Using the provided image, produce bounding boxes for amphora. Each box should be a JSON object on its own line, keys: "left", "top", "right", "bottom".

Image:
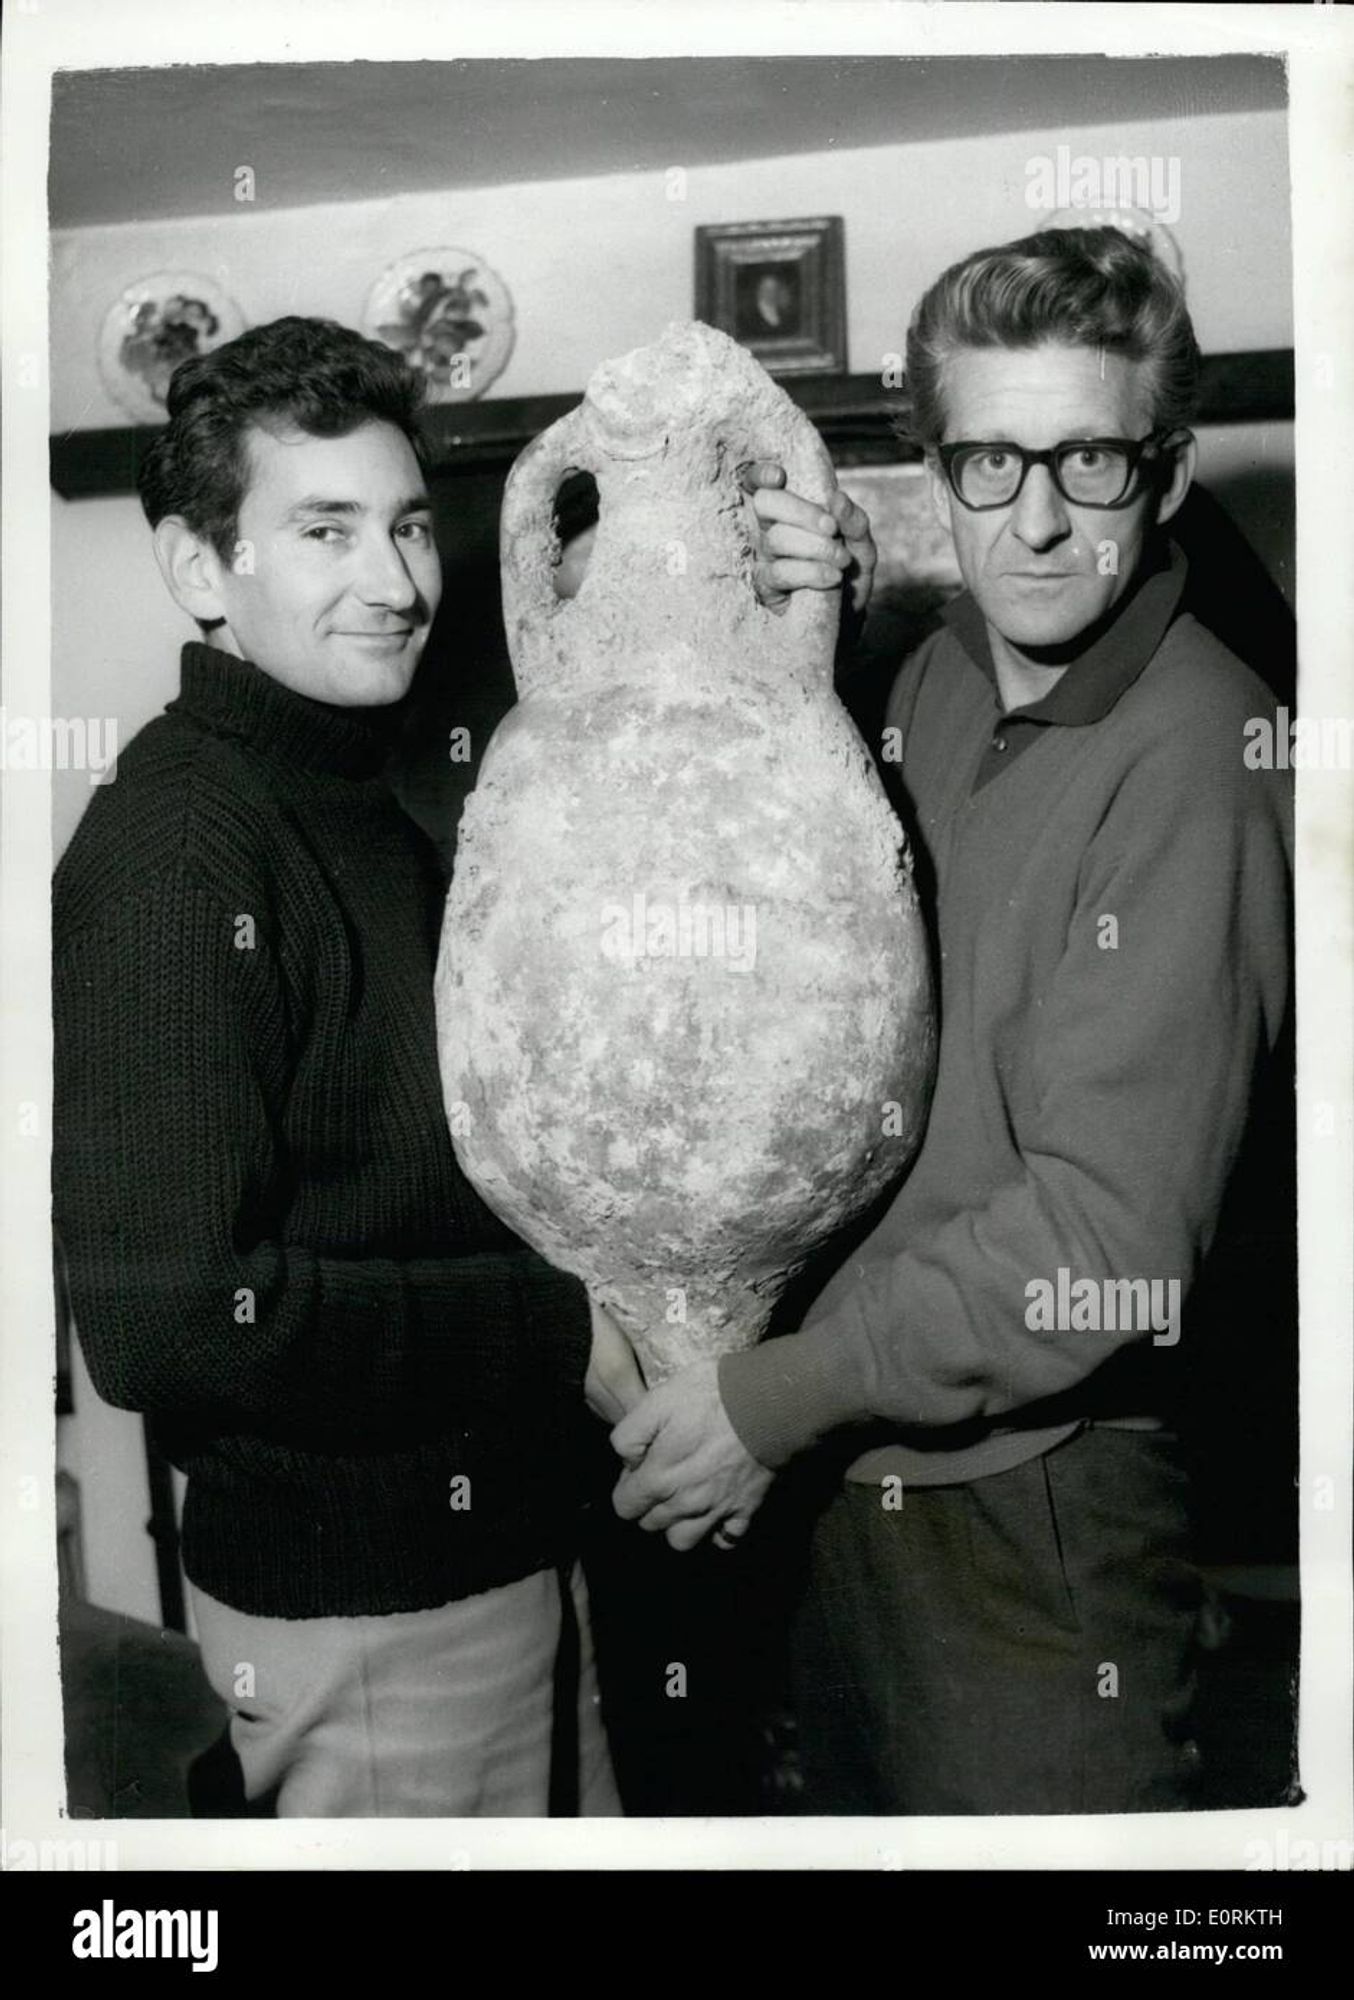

{"left": 436, "top": 321, "right": 934, "bottom": 1381}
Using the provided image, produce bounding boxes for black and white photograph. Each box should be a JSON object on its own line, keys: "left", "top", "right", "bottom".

{"left": 3, "top": 0, "right": 1352, "bottom": 1957}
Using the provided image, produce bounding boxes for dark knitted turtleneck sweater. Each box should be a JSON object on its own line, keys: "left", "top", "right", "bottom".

{"left": 53, "top": 642, "right": 593, "bottom": 1618}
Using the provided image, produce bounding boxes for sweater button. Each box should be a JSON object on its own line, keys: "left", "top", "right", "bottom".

{"left": 992, "top": 733, "right": 1008, "bottom": 752}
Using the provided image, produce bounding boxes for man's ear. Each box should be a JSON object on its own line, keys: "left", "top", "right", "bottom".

{"left": 1153, "top": 431, "right": 1197, "bottom": 531}
{"left": 151, "top": 516, "right": 231, "bottom": 627}
{"left": 924, "top": 450, "right": 954, "bottom": 535}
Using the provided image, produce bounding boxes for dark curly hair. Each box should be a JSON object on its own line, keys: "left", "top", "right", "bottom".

{"left": 137, "top": 316, "right": 428, "bottom": 561}
{"left": 903, "top": 226, "right": 1200, "bottom": 448}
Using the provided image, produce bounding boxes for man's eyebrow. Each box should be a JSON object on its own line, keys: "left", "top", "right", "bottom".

{"left": 283, "top": 493, "right": 435, "bottom": 521}
{"left": 949, "top": 434, "right": 1115, "bottom": 447}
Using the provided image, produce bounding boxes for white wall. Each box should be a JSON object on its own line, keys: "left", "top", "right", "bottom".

{"left": 57, "top": 1340, "right": 160, "bottom": 1625}
{"left": 51, "top": 492, "right": 188, "bottom": 861}
{"left": 51, "top": 108, "right": 1291, "bottom": 431}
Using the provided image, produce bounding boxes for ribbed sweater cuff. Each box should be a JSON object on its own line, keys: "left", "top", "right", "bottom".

{"left": 520, "top": 1262, "right": 592, "bottom": 1407}
{"left": 717, "top": 1325, "right": 866, "bottom": 1470}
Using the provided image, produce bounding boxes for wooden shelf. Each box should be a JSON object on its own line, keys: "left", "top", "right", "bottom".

{"left": 50, "top": 350, "right": 1293, "bottom": 499}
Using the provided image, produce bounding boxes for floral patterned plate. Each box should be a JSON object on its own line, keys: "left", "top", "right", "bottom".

{"left": 363, "top": 248, "right": 515, "bottom": 402}
{"left": 97, "top": 271, "right": 246, "bottom": 424}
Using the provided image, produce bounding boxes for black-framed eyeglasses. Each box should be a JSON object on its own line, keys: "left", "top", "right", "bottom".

{"left": 935, "top": 429, "right": 1191, "bottom": 512}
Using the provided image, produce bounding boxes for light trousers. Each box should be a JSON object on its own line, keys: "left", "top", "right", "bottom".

{"left": 190, "top": 1561, "right": 621, "bottom": 1817}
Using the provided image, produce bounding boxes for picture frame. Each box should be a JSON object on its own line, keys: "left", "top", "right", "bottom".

{"left": 694, "top": 215, "right": 846, "bottom": 376}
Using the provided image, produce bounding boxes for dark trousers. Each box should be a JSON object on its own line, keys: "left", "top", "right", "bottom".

{"left": 790, "top": 1425, "right": 1203, "bottom": 1814}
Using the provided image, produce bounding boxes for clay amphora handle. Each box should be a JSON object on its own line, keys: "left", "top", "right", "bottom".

{"left": 501, "top": 391, "right": 844, "bottom": 682}
{"left": 499, "top": 405, "right": 594, "bottom": 664}
{"left": 718, "top": 397, "right": 843, "bottom": 665}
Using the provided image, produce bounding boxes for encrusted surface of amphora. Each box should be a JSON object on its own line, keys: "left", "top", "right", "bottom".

{"left": 435, "top": 320, "right": 935, "bottom": 1382}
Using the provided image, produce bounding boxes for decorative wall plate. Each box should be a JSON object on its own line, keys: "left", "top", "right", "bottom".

{"left": 97, "top": 272, "right": 246, "bottom": 424}
{"left": 363, "top": 248, "right": 515, "bottom": 402}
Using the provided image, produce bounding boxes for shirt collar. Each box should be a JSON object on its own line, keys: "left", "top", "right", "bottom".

{"left": 942, "top": 536, "right": 1188, "bottom": 725}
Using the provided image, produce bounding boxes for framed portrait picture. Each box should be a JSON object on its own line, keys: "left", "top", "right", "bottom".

{"left": 694, "top": 216, "right": 846, "bottom": 376}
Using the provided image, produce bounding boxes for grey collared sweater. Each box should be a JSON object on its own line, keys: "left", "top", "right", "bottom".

{"left": 53, "top": 643, "right": 593, "bottom": 1618}
{"left": 718, "top": 547, "right": 1294, "bottom": 1485}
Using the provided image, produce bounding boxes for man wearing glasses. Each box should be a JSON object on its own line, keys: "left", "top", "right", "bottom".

{"left": 611, "top": 227, "right": 1293, "bottom": 1813}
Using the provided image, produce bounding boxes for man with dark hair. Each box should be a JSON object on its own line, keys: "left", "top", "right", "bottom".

{"left": 55, "top": 315, "right": 639, "bottom": 1816}
{"left": 134, "top": 316, "right": 432, "bottom": 579}
{"left": 53, "top": 314, "right": 869, "bottom": 1817}
{"left": 611, "top": 229, "right": 1293, "bottom": 1814}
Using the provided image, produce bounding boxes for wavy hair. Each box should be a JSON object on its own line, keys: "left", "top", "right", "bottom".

{"left": 903, "top": 226, "right": 1200, "bottom": 447}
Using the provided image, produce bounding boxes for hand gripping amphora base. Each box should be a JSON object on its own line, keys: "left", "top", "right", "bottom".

{"left": 435, "top": 320, "right": 935, "bottom": 1382}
